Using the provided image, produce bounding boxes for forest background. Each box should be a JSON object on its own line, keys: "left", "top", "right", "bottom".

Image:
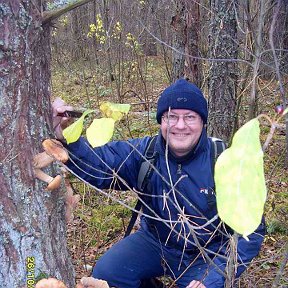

{"left": 0, "top": 0, "right": 287, "bottom": 287}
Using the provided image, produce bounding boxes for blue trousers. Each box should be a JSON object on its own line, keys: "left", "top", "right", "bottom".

{"left": 92, "top": 228, "right": 217, "bottom": 288}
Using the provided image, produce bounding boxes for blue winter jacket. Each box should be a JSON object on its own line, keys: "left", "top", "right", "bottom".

{"left": 65, "top": 128, "right": 265, "bottom": 286}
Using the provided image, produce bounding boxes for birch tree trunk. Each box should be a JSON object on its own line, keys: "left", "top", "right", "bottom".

{"left": 0, "top": 1, "right": 74, "bottom": 287}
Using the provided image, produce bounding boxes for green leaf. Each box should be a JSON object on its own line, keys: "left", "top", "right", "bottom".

{"left": 63, "top": 109, "right": 94, "bottom": 144}
{"left": 283, "top": 107, "right": 288, "bottom": 116}
{"left": 100, "top": 102, "right": 130, "bottom": 121}
{"left": 215, "top": 118, "right": 267, "bottom": 238}
{"left": 86, "top": 118, "right": 115, "bottom": 147}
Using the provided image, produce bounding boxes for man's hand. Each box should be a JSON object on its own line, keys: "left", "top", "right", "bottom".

{"left": 52, "top": 97, "right": 74, "bottom": 140}
{"left": 186, "top": 280, "right": 206, "bottom": 288}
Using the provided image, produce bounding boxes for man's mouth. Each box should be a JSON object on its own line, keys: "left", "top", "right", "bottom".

{"left": 171, "top": 132, "right": 190, "bottom": 137}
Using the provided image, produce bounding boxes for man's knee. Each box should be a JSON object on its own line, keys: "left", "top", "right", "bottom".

{"left": 92, "top": 257, "right": 111, "bottom": 282}
{"left": 92, "top": 256, "right": 141, "bottom": 288}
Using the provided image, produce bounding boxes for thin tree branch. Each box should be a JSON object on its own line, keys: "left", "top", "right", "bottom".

{"left": 42, "top": 0, "right": 93, "bottom": 25}
{"left": 272, "top": 243, "right": 288, "bottom": 288}
{"left": 138, "top": 19, "right": 254, "bottom": 68}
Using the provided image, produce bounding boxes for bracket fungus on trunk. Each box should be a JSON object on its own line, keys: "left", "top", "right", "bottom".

{"left": 33, "top": 139, "right": 69, "bottom": 191}
{"left": 33, "top": 169, "right": 62, "bottom": 191}
{"left": 42, "top": 139, "right": 69, "bottom": 163}
{"left": 35, "top": 278, "right": 67, "bottom": 288}
{"left": 35, "top": 276, "right": 109, "bottom": 288}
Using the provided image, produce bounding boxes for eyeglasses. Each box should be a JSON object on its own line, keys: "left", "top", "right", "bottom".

{"left": 162, "top": 113, "right": 201, "bottom": 125}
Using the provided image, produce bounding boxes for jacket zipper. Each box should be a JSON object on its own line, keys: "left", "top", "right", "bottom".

{"left": 177, "top": 164, "right": 182, "bottom": 175}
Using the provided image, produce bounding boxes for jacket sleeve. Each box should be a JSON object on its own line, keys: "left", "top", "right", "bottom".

{"left": 64, "top": 136, "right": 150, "bottom": 190}
{"left": 202, "top": 220, "right": 265, "bottom": 287}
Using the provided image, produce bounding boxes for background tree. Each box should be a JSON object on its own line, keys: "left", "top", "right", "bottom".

{"left": 139, "top": 0, "right": 158, "bottom": 57}
{"left": 207, "top": 0, "right": 238, "bottom": 142}
{"left": 170, "top": 0, "right": 202, "bottom": 85}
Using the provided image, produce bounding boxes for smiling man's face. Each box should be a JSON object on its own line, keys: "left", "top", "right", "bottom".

{"left": 160, "top": 109, "right": 203, "bottom": 157}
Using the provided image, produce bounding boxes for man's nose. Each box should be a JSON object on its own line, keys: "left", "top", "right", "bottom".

{"left": 174, "top": 116, "right": 186, "bottom": 128}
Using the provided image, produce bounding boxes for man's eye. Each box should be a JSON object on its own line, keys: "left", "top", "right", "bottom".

{"left": 185, "top": 115, "right": 196, "bottom": 121}
{"left": 169, "top": 115, "right": 178, "bottom": 120}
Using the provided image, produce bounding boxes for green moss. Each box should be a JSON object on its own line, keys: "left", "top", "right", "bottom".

{"left": 35, "top": 271, "right": 49, "bottom": 282}
{"left": 267, "top": 218, "right": 288, "bottom": 235}
{"left": 76, "top": 196, "right": 133, "bottom": 245}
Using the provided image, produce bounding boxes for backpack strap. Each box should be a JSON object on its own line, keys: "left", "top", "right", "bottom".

{"left": 207, "top": 137, "right": 226, "bottom": 209}
{"left": 124, "top": 135, "right": 158, "bottom": 237}
{"left": 137, "top": 135, "right": 158, "bottom": 191}
{"left": 209, "top": 137, "right": 226, "bottom": 177}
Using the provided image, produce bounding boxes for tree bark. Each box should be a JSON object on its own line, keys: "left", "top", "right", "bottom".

{"left": 139, "top": 0, "right": 158, "bottom": 57}
{"left": 171, "top": 0, "right": 202, "bottom": 86}
{"left": 0, "top": 1, "right": 74, "bottom": 287}
{"left": 208, "top": 0, "right": 238, "bottom": 142}
{"left": 171, "top": 1, "right": 186, "bottom": 82}
{"left": 183, "top": 0, "right": 202, "bottom": 86}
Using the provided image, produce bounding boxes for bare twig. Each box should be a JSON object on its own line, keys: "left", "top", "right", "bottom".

{"left": 257, "top": 113, "right": 287, "bottom": 152}
{"left": 272, "top": 243, "right": 288, "bottom": 288}
{"left": 225, "top": 233, "right": 238, "bottom": 288}
{"left": 138, "top": 19, "right": 254, "bottom": 68}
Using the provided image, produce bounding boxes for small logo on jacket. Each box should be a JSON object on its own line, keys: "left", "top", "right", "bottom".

{"left": 200, "top": 188, "right": 208, "bottom": 195}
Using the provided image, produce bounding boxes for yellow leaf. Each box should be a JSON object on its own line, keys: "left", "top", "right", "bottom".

{"left": 86, "top": 118, "right": 115, "bottom": 148}
{"left": 110, "top": 111, "right": 123, "bottom": 121}
{"left": 63, "top": 109, "right": 94, "bottom": 144}
{"left": 215, "top": 118, "right": 267, "bottom": 237}
{"left": 100, "top": 102, "right": 130, "bottom": 121}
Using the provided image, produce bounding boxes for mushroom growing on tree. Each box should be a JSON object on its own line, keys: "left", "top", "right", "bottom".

{"left": 33, "top": 139, "right": 81, "bottom": 222}
{"left": 42, "top": 139, "right": 69, "bottom": 163}
{"left": 35, "top": 277, "right": 109, "bottom": 288}
{"left": 33, "top": 139, "right": 69, "bottom": 191}
{"left": 33, "top": 151, "right": 55, "bottom": 168}
{"left": 33, "top": 169, "right": 62, "bottom": 191}
{"left": 76, "top": 277, "right": 110, "bottom": 288}
{"left": 35, "top": 278, "right": 67, "bottom": 288}
{"left": 63, "top": 175, "right": 81, "bottom": 223}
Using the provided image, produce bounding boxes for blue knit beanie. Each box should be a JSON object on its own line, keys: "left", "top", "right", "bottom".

{"left": 156, "top": 79, "right": 208, "bottom": 124}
